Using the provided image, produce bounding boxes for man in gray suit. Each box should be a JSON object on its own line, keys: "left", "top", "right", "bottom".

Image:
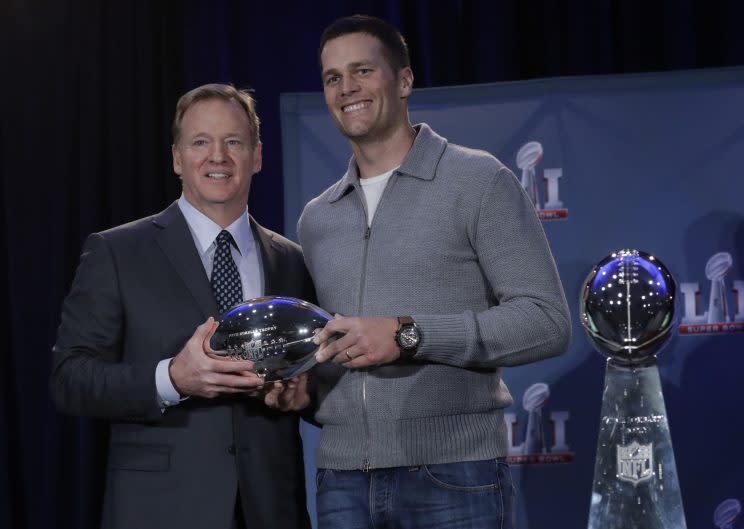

{"left": 51, "top": 84, "right": 313, "bottom": 529}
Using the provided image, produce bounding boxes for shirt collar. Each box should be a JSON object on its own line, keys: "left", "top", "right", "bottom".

{"left": 326, "top": 123, "right": 447, "bottom": 203}
{"left": 177, "top": 194, "right": 254, "bottom": 256}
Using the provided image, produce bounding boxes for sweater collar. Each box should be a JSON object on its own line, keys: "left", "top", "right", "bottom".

{"left": 327, "top": 123, "right": 447, "bottom": 203}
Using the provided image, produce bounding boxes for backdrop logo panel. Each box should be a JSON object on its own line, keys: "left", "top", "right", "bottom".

{"left": 504, "top": 383, "right": 575, "bottom": 465}
{"left": 516, "top": 141, "right": 567, "bottom": 220}
{"left": 679, "top": 251, "right": 744, "bottom": 335}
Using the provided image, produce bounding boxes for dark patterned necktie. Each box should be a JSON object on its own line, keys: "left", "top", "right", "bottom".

{"left": 211, "top": 230, "right": 243, "bottom": 314}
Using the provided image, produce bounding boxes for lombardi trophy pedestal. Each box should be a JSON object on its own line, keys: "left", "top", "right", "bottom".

{"left": 580, "top": 250, "right": 687, "bottom": 529}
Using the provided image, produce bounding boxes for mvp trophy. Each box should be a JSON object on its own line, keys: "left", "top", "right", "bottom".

{"left": 580, "top": 249, "right": 687, "bottom": 529}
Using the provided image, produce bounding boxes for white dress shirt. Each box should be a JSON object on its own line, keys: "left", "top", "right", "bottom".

{"left": 155, "top": 195, "right": 264, "bottom": 407}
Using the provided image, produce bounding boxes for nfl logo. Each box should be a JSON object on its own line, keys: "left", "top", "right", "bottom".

{"left": 616, "top": 441, "right": 654, "bottom": 485}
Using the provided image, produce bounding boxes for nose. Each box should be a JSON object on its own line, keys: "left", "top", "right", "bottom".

{"left": 209, "top": 142, "right": 226, "bottom": 163}
{"left": 340, "top": 75, "right": 359, "bottom": 96}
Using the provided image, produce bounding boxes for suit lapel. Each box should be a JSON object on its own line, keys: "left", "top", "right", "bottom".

{"left": 153, "top": 202, "right": 218, "bottom": 319}
{"left": 250, "top": 216, "right": 280, "bottom": 296}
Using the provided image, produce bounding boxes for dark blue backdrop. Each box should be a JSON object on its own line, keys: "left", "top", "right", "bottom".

{"left": 280, "top": 66, "right": 744, "bottom": 529}
{"left": 3, "top": 1, "right": 744, "bottom": 528}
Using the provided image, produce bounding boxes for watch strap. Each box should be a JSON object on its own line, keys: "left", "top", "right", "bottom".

{"left": 397, "top": 315, "right": 414, "bottom": 326}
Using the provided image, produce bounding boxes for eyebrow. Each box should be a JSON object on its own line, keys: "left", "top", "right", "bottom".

{"left": 322, "top": 61, "right": 373, "bottom": 77}
{"left": 189, "top": 131, "right": 245, "bottom": 138}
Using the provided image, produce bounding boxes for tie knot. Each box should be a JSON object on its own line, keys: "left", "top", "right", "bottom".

{"left": 216, "top": 230, "right": 235, "bottom": 248}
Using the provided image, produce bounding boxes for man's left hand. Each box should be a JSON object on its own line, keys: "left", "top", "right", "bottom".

{"left": 263, "top": 374, "right": 310, "bottom": 411}
{"left": 313, "top": 315, "right": 400, "bottom": 368}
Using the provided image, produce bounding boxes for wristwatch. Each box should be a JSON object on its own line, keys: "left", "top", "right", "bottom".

{"left": 395, "top": 316, "right": 421, "bottom": 359}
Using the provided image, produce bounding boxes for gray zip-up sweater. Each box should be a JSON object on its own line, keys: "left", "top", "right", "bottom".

{"left": 298, "top": 123, "right": 571, "bottom": 470}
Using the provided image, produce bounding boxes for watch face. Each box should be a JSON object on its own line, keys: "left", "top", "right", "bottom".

{"left": 398, "top": 325, "right": 420, "bottom": 349}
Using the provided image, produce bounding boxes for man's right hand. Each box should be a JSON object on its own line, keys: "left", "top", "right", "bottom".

{"left": 168, "top": 317, "right": 266, "bottom": 399}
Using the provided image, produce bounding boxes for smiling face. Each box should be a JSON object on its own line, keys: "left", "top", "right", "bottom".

{"left": 320, "top": 32, "right": 413, "bottom": 146}
{"left": 172, "top": 97, "right": 262, "bottom": 226}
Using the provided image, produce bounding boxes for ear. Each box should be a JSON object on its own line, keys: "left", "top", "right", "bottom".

{"left": 399, "top": 67, "right": 414, "bottom": 98}
{"left": 172, "top": 144, "right": 183, "bottom": 175}
{"left": 252, "top": 141, "right": 263, "bottom": 174}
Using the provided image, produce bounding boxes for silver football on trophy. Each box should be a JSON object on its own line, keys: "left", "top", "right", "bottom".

{"left": 579, "top": 249, "right": 676, "bottom": 365}
{"left": 209, "top": 296, "right": 332, "bottom": 381}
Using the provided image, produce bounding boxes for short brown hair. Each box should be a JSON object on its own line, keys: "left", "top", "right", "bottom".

{"left": 172, "top": 83, "right": 261, "bottom": 146}
{"left": 319, "top": 15, "right": 410, "bottom": 72}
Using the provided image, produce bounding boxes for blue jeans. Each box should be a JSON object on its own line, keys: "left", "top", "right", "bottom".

{"left": 316, "top": 458, "right": 515, "bottom": 529}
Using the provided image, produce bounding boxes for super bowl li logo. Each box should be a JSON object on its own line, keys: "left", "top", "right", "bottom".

{"left": 679, "top": 252, "right": 744, "bottom": 335}
{"left": 504, "top": 382, "right": 575, "bottom": 465}
{"left": 516, "top": 141, "right": 567, "bottom": 220}
{"left": 713, "top": 498, "right": 741, "bottom": 529}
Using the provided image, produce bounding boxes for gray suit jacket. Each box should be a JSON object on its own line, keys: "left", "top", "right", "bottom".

{"left": 52, "top": 202, "right": 314, "bottom": 529}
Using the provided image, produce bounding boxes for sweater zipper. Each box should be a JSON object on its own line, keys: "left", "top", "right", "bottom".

{"left": 359, "top": 220, "right": 371, "bottom": 472}
{"left": 356, "top": 172, "right": 397, "bottom": 472}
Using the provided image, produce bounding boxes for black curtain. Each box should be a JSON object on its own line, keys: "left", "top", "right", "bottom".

{"left": 2, "top": 1, "right": 183, "bottom": 527}
{"left": 2, "top": 1, "right": 742, "bottom": 528}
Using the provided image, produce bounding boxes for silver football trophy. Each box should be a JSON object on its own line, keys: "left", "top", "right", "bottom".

{"left": 580, "top": 249, "right": 687, "bottom": 529}
{"left": 209, "top": 296, "right": 332, "bottom": 381}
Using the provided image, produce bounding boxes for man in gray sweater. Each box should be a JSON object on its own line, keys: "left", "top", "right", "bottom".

{"left": 296, "top": 14, "right": 571, "bottom": 529}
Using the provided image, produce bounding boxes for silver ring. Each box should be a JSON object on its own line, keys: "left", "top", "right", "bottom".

{"left": 345, "top": 350, "right": 352, "bottom": 360}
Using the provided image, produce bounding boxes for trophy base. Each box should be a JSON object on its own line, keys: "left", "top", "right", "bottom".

{"left": 587, "top": 358, "right": 687, "bottom": 529}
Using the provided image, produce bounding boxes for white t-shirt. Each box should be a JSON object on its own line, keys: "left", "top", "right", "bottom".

{"left": 359, "top": 167, "right": 397, "bottom": 226}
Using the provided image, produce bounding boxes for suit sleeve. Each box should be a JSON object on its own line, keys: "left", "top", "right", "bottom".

{"left": 300, "top": 257, "right": 317, "bottom": 306}
{"left": 50, "top": 233, "right": 163, "bottom": 422}
{"left": 280, "top": 240, "right": 320, "bottom": 424}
